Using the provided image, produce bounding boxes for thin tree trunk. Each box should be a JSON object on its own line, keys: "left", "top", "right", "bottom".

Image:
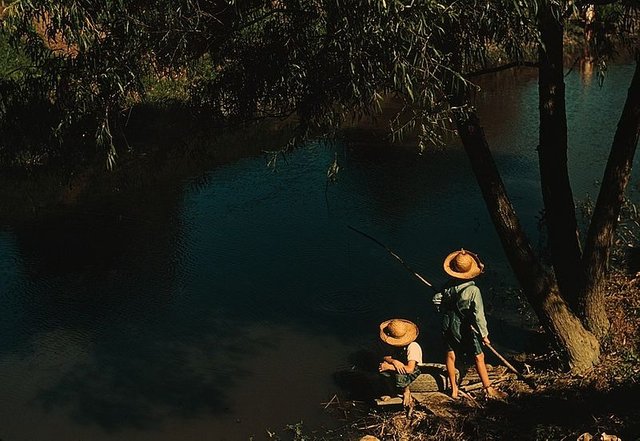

{"left": 537, "top": 4, "right": 584, "bottom": 310}
{"left": 456, "top": 111, "right": 600, "bottom": 372}
{"left": 581, "top": 61, "right": 640, "bottom": 338}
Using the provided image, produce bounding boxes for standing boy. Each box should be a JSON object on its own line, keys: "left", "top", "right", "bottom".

{"left": 433, "top": 249, "right": 506, "bottom": 400}
{"left": 378, "top": 318, "right": 423, "bottom": 406}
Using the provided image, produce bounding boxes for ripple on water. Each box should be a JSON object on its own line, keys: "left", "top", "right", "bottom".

{"left": 312, "top": 287, "right": 384, "bottom": 317}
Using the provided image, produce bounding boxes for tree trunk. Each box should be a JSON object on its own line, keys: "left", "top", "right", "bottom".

{"left": 456, "top": 111, "right": 600, "bottom": 372}
{"left": 537, "top": 4, "right": 584, "bottom": 310}
{"left": 581, "top": 61, "right": 640, "bottom": 338}
{"left": 541, "top": 284, "right": 601, "bottom": 372}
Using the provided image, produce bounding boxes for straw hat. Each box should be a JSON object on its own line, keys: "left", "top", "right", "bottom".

{"left": 379, "top": 319, "right": 419, "bottom": 347}
{"left": 443, "top": 249, "right": 484, "bottom": 279}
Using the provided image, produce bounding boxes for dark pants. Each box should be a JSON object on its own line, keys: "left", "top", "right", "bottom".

{"left": 444, "top": 330, "right": 483, "bottom": 360}
{"left": 381, "top": 366, "right": 422, "bottom": 389}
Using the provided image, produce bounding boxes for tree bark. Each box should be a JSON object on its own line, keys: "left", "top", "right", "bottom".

{"left": 581, "top": 61, "right": 640, "bottom": 338}
{"left": 456, "top": 111, "right": 600, "bottom": 372}
{"left": 537, "top": 4, "right": 584, "bottom": 310}
{"left": 540, "top": 284, "right": 601, "bottom": 372}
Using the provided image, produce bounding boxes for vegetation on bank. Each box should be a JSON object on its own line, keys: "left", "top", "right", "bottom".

{"left": 0, "top": 1, "right": 633, "bottom": 170}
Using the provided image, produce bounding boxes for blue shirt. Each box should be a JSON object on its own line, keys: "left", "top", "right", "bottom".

{"left": 432, "top": 280, "right": 489, "bottom": 338}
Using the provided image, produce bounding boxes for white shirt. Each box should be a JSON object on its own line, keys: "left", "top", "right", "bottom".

{"left": 406, "top": 341, "right": 423, "bottom": 365}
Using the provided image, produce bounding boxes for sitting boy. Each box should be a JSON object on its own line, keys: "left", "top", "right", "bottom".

{"left": 378, "top": 318, "right": 423, "bottom": 406}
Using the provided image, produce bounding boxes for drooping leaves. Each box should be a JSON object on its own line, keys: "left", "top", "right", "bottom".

{"left": 0, "top": 0, "right": 636, "bottom": 167}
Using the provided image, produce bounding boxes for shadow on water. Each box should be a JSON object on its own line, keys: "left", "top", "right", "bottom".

{"left": 34, "top": 342, "right": 236, "bottom": 432}
{"left": 0, "top": 132, "right": 305, "bottom": 434}
{"left": 332, "top": 347, "right": 393, "bottom": 402}
{"left": 0, "top": 149, "right": 394, "bottom": 434}
{"left": 2, "top": 208, "right": 244, "bottom": 431}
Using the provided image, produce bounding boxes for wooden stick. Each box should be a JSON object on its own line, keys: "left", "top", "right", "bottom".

{"left": 470, "top": 326, "right": 534, "bottom": 385}
{"left": 462, "top": 377, "right": 508, "bottom": 392}
{"left": 323, "top": 394, "right": 337, "bottom": 409}
{"left": 458, "top": 389, "right": 482, "bottom": 407}
{"left": 347, "top": 225, "right": 435, "bottom": 289}
{"left": 484, "top": 342, "right": 522, "bottom": 377}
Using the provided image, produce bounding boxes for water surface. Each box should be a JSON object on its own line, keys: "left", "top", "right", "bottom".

{"left": 0, "top": 61, "right": 637, "bottom": 440}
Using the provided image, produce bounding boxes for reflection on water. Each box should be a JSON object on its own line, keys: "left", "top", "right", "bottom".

{"left": 0, "top": 62, "right": 638, "bottom": 440}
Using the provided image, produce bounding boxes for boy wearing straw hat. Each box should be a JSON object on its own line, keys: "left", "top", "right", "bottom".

{"left": 378, "top": 318, "right": 423, "bottom": 406}
{"left": 433, "top": 249, "right": 506, "bottom": 400}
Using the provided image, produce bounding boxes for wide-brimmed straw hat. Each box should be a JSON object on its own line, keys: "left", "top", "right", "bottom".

{"left": 379, "top": 319, "right": 419, "bottom": 347}
{"left": 443, "top": 249, "right": 484, "bottom": 279}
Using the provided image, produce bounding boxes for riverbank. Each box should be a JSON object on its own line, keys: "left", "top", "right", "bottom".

{"left": 313, "top": 268, "right": 640, "bottom": 441}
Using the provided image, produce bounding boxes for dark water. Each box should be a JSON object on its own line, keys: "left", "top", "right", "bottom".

{"left": 0, "top": 62, "right": 637, "bottom": 440}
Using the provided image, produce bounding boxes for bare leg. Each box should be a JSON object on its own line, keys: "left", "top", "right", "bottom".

{"left": 475, "top": 352, "right": 502, "bottom": 398}
{"left": 402, "top": 386, "right": 412, "bottom": 406}
{"left": 445, "top": 350, "right": 458, "bottom": 399}
{"left": 475, "top": 353, "right": 492, "bottom": 388}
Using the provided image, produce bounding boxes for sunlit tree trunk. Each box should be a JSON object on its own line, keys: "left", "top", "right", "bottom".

{"left": 584, "top": 5, "right": 596, "bottom": 60}
{"left": 581, "top": 62, "right": 640, "bottom": 338}
{"left": 456, "top": 111, "right": 600, "bottom": 372}
{"left": 537, "top": 4, "right": 584, "bottom": 312}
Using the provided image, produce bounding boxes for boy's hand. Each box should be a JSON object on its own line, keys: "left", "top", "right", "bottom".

{"left": 392, "top": 360, "right": 407, "bottom": 374}
{"left": 482, "top": 336, "right": 491, "bottom": 346}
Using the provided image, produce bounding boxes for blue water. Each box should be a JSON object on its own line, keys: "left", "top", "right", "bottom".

{"left": 0, "top": 61, "right": 637, "bottom": 440}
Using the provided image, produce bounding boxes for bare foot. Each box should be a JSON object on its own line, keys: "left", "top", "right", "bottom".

{"left": 402, "top": 388, "right": 413, "bottom": 407}
{"left": 485, "top": 386, "right": 508, "bottom": 401}
{"left": 450, "top": 386, "right": 459, "bottom": 399}
{"left": 378, "top": 361, "right": 394, "bottom": 372}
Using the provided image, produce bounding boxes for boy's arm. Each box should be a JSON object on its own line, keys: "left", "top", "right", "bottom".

{"left": 380, "top": 356, "right": 408, "bottom": 374}
{"left": 432, "top": 292, "right": 443, "bottom": 311}
{"left": 471, "top": 287, "right": 490, "bottom": 339}
{"left": 382, "top": 359, "right": 416, "bottom": 374}
{"left": 433, "top": 281, "right": 453, "bottom": 312}
{"left": 404, "top": 359, "right": 417, "bottom": 374}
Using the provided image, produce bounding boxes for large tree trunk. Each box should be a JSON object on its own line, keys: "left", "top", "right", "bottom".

{"left": 456, "top": 111, "right": 600, "bottom": 372}
{"left": 581, "top": 62, "right": 640, "bottom": 338}
{"left": 537, "top": 4, "right": 584, "bottom": 311}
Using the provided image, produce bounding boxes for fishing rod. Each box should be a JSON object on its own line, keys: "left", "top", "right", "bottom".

{"left": 347, "top": 224, "right": 530, "bottom": 382}
{"left": 347, "top": 225, "right": 435, "bottom": 291}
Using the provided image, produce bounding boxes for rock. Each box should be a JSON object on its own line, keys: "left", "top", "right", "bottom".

{"left": 412, "top": 392, "right": 456, "bottom": 418}
{"left": 409, "top": 373, "right": 441, "bottom": 392}
{"left": 409, "top": 363, "right": 457, "bottom": 392}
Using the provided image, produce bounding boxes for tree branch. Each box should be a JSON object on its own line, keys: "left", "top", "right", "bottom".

{"left": 581, "top": 60, "right": 640, "bottom": 337}
{"left": 465, "top": 61, "right": 538, "bottom": 79}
